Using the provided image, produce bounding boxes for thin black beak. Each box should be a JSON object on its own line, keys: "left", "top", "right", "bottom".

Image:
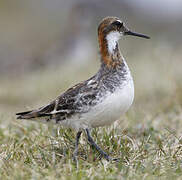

{"left": 125, "top": 31, "right": 150, "bottom": 39}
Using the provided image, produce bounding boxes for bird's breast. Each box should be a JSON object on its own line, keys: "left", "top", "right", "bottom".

{"left": 86, "top": 77, "right": 134, "bottom": 128}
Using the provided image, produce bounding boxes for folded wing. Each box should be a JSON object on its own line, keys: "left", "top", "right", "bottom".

{"left": 16, "top": 77, "right": 99, "bottom": 122}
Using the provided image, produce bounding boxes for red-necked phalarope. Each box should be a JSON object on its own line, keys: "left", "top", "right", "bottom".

{"left": 16, "top": 17, "right": 150, "bottom": 162}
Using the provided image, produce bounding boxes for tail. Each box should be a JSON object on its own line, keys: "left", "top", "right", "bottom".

{"left": 16, "top": 110, "right": 50, "bottom": 120}
{"left": 16, "top": 110, "right": 32, "bottom": 119}
{"left": 16, "top": 102, "right": 55, "bottom": 120}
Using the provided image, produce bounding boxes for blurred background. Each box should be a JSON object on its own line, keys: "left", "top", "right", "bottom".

{"left": 0, "top": 0, "right": 182, "bottom": 125}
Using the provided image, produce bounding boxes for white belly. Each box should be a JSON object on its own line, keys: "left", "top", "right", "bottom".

{"left": 89, "top": 78, "right": 134, "bottom": 127}
{"left": 61, "top": 78, "right": 134, "bottom": 130}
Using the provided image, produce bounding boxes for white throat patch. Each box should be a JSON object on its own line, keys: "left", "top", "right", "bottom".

{"left": 106, "top": 31, "right": 121, "bottom": 54}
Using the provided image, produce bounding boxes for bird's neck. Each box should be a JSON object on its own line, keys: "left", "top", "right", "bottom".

{"left": 98, "top": 32, "right": 123, "bottom": 68}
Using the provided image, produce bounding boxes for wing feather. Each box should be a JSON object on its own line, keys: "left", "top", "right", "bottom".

{"left": 16, "top": 77, "right": 99, "bottom": 121}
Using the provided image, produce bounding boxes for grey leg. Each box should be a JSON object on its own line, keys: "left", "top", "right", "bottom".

{"left": 85, "top": 129, "right": 111, "bottom": 161}
{"left": 73, "top": 131, "right": 82, "bottom": 163}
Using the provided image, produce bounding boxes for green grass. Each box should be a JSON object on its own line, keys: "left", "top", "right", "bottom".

{"left": 0, "top": 44, "right": 182, "bottom": 179}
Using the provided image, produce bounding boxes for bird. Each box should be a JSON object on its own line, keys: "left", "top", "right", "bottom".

{"left": 16, "top": 17, "right": 150, "bottom": 162}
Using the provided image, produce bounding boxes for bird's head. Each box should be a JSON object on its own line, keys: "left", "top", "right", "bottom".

{"left": 98, "top": 17, "right": 150, "bottom": 67}
{"left": 98, "top": 17, "right": 150, "bottom": 43}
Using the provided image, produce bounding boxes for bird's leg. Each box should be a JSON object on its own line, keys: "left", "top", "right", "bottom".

{"left": 85, "top": 129, "right": 111, "bottom": 161}
{"left": 73, "top": 131, "right": 82, "bottom": 163}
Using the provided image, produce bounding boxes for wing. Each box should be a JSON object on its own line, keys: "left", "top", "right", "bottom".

{"left": 16, "top": 76, "right": 100, "bottom": 122}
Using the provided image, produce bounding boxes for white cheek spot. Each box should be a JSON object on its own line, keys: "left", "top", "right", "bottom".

{"left": 106, "top": 31, "right": 122, "bottom": 54}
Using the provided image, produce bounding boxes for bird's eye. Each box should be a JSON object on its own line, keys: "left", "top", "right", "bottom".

{"left": 112, "top": 21, "right": 123, "bottom": 28}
